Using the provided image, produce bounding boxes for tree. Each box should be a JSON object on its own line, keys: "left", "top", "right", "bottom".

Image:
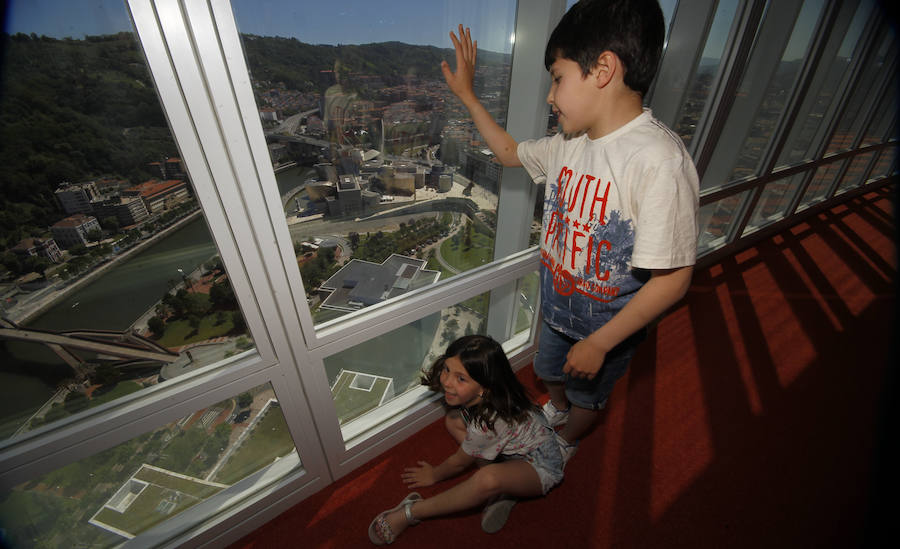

{"left": 237, "top": 392, "right": 253, "bottom": 409}
{"left": 101, "top": 216, "right": 119, "bottom": 233}
{"left": 86, "top": 229, "right": 102, "bottom": 242}
{"left": 147, "top": 315, "right": 165, "bottom": 336}
{"left": 231, "top": 311, "right": 246, "bottom": 333}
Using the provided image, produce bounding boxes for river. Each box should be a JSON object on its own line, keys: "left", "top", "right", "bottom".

{"left": 0, "top": 167, "right": 317, "bottom": 439}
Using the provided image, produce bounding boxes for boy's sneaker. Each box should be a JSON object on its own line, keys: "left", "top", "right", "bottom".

{"left": 481, "top": 495, "right": 517, "bottom": 533}
{"left": 555, "top": 432, "right": 578, "bottom": 467}
{"left": 541, "top": 400, "right": 570, "bottom": 427}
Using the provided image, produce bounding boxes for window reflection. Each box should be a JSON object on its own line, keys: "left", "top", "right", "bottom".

{"left": 0, "top": 2, "right": 253, "bottom": 442}
{"left": 232, "top": 0, "right": 517, "bottom": 326}
{"left": 743, "top": 173, "right": 806, "bottom": 235}
{"left": 698, "top": 192, "right": 747, "bottom": 255}
{"left": 835, "top": 151, "right": 876, "bottom": 194}
{"left": 798, "top": 159, "right": 846, "bottom": 209}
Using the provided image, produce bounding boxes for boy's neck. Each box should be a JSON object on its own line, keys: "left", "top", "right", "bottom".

{"left": 586, "top": 90, "right": 644, "bottom": 140}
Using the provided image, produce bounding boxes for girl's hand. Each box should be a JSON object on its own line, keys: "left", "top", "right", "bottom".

{"left": 401, "top": 461, "right": 438, "bottom": 488}
{"left": 441, "top": 24, "right": 477, "bottom": 103}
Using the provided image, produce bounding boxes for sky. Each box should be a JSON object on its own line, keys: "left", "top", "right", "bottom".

{"left": 3, "top": 0, "right": 518, "bottom": 53}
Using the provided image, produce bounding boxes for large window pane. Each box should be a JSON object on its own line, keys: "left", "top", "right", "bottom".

{"left": 797, "top": 159, "right": 846, "bottom": 210}
{"left": 776, "top": 0, "right": 874, "bottom": 167}
{"left": 0, "top": 382, "right": 298, "bottom": 547}
{"left": 231, "top": 0, "right": 518, "bottom": 326}
{"left": 742, "top": 173, "right": 806, "bottom": 235}
{"left": 726, "top": 0, "right": 826, "bottom": 181}
{"left": 825, "top": 29, "right": 897, "bottom": 155}
{"left": 0, "top": 2, "right": 253, "bottom": 442}
{"left": 323, "top": 272, "right": 535, "bottom": 443}
{"left": 672, "top": 0, "right": 740, "bottom": 147}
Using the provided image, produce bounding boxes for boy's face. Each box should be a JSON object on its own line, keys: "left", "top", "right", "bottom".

{"left": 546, "top": 56, "right": 602, "bottom": 137}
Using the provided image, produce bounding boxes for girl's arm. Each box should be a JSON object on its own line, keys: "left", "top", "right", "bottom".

{"left": 402, "top": 446, "right": 476, "bottom": 488}
{"left": 441, "top": 25, "right": 521, "bottom": 168}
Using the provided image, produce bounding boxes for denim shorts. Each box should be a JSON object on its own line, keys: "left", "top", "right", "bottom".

{"left": 523, "top": 430, "right": 565, "bottom": 494}
{"left": 533, "top": 321, "right": 643, "bottom": 410}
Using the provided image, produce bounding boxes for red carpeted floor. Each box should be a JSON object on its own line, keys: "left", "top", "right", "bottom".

{"left": 229, "top": 186, "right": 897, "bottom": 548}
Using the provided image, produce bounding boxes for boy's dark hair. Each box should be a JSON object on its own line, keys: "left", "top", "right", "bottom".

{"left": 544, "top": 0, "right": 665, "bottom": 96}
{"left": 422, "top": 335, "right": 536, "bottom": 431}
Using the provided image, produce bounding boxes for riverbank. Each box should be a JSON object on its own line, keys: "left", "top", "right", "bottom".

{"left": 5, "top": 210, "right": 203, "bottom": 326}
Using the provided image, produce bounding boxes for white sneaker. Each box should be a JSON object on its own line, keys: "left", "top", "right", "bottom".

{"left": 555, "top": 432, "right": 578, "bottom": 467}
{"left": 541, "top": 400, "right": 570, "bottom": 427}
{"left": 481, "top": 496, "right": 517, "bottom": 533}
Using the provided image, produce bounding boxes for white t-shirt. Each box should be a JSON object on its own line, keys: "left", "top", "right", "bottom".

{"left": 461, "top": 409, "right": 552, "bottom": 460}
{"left": 517, "top": 109, "right": 699, "bottom": 340}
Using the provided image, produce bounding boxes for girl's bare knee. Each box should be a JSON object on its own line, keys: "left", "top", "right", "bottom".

{"left": 471, "top": 466, "right": 503, "bottom": 498}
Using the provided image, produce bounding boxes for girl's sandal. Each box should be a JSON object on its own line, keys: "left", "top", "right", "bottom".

{"left": 368, "top": 492, "right": 422, "bottom": 545}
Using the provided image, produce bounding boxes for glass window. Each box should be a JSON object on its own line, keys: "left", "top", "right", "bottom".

{"left": 697, "top": 191, "right": 748, "bottom": 256}
{"left": 861, "top": 78, "right": 898, "bottom": 147}
{"left": 726, "top": 0, "right": 826, "bottom": 181}
{"left": 672, "top": 0, "right": 740, "bottom": 147}
{"left": 868, "top": 146, "right": 897, "bottom": 181}
{"left": 825, "top": 28, "right": 897, "bottom": 155}
{"left": 322, "top": 273, "right": 535, "bottom": 445}
{"left": 0, "top": 382, "right": 298, "bottom": 547}
{"left": 742, "top": 173, "right": 807, "bottom": 235}
{"left": 0, "top": 2, "right": 253, "bottom": 442}
{"left": 797, "top": 159, "right": 846, "bottom": 210}
{"left": 835, "top": 151, "right": 876, "bottom": 194}
{"left": 776, "top": 0, "right": 874, "bottom": 167}
{"left": 230, "top": 0, "right": 519, "bottom": 327}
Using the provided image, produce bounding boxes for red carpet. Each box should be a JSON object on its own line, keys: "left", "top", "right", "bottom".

{"left": 230, "top": 186, "right": 896, "bottom": 548}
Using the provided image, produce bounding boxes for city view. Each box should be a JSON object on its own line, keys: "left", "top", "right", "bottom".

{"left": 0, "top": 1, "right": 526, "bottom": 545}
{"left": 1, "top": 0, "right": 888, "bottom": 546}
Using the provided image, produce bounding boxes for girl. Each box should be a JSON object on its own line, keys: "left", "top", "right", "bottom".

{"left": 368, "top": 335, "right": 564, "bottom": 545}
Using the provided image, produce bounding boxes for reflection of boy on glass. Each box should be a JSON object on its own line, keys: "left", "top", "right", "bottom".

{"left": 441, "top": 0, "right": 699, "bottom": 464}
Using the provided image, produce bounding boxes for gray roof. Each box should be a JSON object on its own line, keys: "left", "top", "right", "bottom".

{"left": 319, "top": 254, "right": 440, "bottom": 311}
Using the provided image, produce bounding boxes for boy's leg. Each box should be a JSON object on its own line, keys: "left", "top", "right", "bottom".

{"left": 557, "top": 405, "right": 598, "bottom": 443}
{"left": 544, "top": 380, "right": 569, "bottom": 411}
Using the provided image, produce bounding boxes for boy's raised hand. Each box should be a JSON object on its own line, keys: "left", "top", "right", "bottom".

{"left": 441, "top": 24, "right": 478, "bottom": 103}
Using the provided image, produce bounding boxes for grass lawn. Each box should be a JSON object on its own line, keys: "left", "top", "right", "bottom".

{"left": 214, "top": 408, "right": 295, "bottom": 485}
{"left": 439, "top": 232, "right": 494, "bottom": 272}
{"left": 156, "top": 315, "right": 234, "bottom": 348}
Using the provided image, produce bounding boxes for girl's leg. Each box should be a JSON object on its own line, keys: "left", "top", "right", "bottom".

{"left": 380, "top": 460, "right": 543, "bottom": 539}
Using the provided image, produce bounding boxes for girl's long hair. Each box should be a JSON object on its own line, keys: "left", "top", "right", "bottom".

{"left": 422, "top": 335, "right": 536, "bottom": 430}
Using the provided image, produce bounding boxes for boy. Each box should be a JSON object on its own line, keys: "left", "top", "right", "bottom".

{"left": 441, "top": 0, "right": 699, "bottom": 463}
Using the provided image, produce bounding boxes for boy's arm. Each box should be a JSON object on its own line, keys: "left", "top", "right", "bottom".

{"left": 441, "top": 25, "right": 521, "bottom": 167}
{"left": 563, "top": 266, "right": 693, "bottom": 379}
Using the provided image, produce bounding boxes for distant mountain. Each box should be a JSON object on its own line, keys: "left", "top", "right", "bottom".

{"left": 240, "top": 35, "right": 510, "bottom": 91}
{"left": 0, "top": 32, "right": 509, "bottom": 248}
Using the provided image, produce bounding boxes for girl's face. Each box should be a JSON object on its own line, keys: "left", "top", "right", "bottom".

{"left": 440, "top": 355, "right": 484, "bottom": 408}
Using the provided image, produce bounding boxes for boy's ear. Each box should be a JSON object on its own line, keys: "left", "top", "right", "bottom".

{"left": 591, "top": 51, "right": 618, "bottom": 89}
